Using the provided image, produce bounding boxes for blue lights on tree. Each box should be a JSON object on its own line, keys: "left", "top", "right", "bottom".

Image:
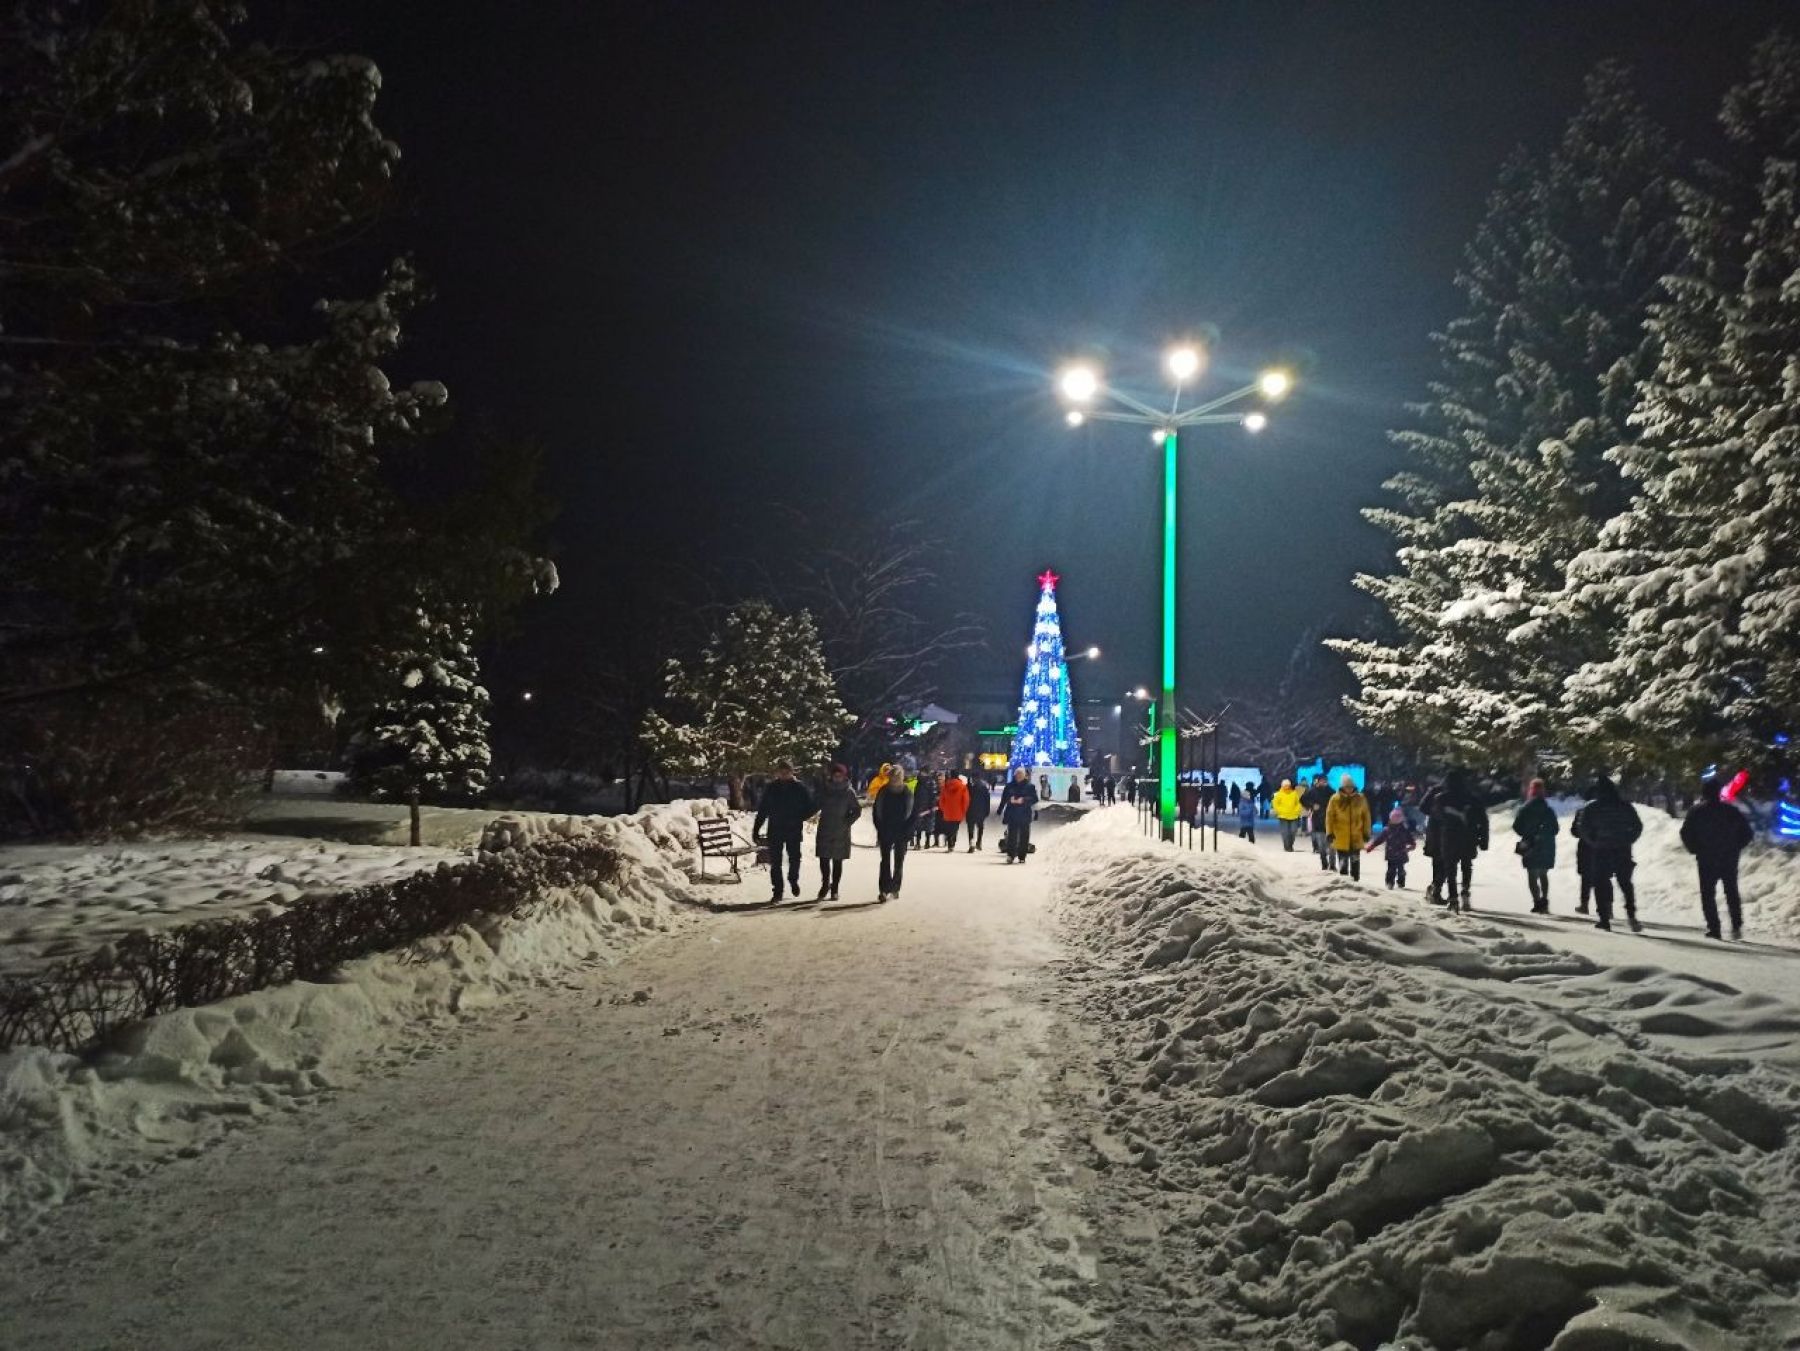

{"left": 1010, "top": 569, "right": 1084, "bottom": 770}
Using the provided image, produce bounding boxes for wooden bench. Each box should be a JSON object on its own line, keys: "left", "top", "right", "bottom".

{"left": 696, "top": 817, "right": 758, "bottom": 878}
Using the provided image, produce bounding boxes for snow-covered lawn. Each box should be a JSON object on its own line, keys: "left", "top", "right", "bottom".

{"left": 0, "top": 802, "right": 725, "bottom": 1244}
{"left": 0, "top": 838, "right": 462, "bottom": 972}
{"left": 1049, "top": 809, "right": 1800, "bottom": 1348}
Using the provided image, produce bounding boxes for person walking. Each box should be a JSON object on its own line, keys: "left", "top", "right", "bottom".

{"left": 1302, "top": 774, "right": 1333, "bottom": 870}
{"left": 1228, "top": 783, "right": 1242, "bottom": 815}
{"left": 1512, "top": 779, "right": 1559, "bottom": 914}
{"left": 1001, "top": 768, "right": 1040, "bottom": 863}
{"left": 1571, "top": 776, "right": 1643, "bottom": 932}
{"left": 1680, "top": 779, "right": 1755, "bottom": 939}
{"left": 751, "top": 760, "right": 817, "bottom": 903}
{"left": 938, "top": 771, "right": 970, "bottom": 851}
{"left": 1326, "top": 774, "right": 1372, "bottom": 880}
{"left": 872, "top": 772, "right": 914, "bottom": 902}
{"left": 911, "top": 771, "right": 940, "bottom": 850}
{"left": 1422, "top": 769, "right": 1488, "bottom": 910}
{"left": 964, "top": 770, "right": 991, "bottom": 850}
{"left": 1365, "top": 807, "right": 1417, "bottom": 888}
{"left": 812, "top": 763, "right": 862, "bottom": 900}
{"left": 1271, "top": 778, "right": 1304, "bottom": 851}
{"left": 1236, "top": 788, "right": 1258, "bottom": 842}
{"left": 1572, "top": 802, "right": 1594, "bottom": 916}
{"left": 1257, "top": 781, "right": 1271, "bottom": 820}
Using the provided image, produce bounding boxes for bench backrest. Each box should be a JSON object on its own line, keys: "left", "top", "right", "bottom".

{"left": 696, "top": 818, "right": 732, "bottom": 851}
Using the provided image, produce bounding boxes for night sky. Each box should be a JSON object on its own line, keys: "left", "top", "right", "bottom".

{"left": 307, "top": 0, "right": 1794, "bottom": 716}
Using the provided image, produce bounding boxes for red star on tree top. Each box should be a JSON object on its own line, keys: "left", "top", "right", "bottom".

{"left": 1037, "top": 568, "right": 1060, "bottom": 591}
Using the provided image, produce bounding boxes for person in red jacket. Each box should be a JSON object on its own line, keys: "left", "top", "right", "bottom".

{"left": 937, "top": 772, "right": 971, "bottom": 851}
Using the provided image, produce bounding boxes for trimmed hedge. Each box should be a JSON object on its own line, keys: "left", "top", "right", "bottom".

{"left": 0, "top": 836, "right": 621, "bottom": 1055}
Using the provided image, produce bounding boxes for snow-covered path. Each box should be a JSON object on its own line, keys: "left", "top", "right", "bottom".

{"left": 0, "top": 837, "right": 1109, "bottom": 1350}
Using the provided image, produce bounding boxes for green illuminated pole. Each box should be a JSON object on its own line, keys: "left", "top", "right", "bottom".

{"left": 1159, "top": 429, "right": 1178, "bottom": 841}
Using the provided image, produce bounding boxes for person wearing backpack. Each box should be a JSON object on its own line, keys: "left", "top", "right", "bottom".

{"left": 1680, "top": 779, "right": 1755, "bottom": 940}
{"left": 1571, "top": 776, "right": 1643, "bottom": 932}
{"left": 1512, "top": 779, "right": 1559, "bottom": 914}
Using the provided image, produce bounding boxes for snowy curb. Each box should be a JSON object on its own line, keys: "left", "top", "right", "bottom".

{"left": 1045, "top": 811, "right": 1800, "bottom": 1349}
{"left": 0, "top": 801, "right": 726, "bottom": 1246}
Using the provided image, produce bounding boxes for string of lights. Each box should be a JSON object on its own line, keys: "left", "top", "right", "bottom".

{"left": 1010, "top": 570, "right": 1084, "bottom": 770}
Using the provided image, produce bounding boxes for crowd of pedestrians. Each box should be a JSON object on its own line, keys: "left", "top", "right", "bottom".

{"left": 753, "top": 755, "right": 1764, "bottom": 939}
{"left": 1148, "top": 763, "right": 1761, "bottom": 941}
{"left": 750, "top": 761, "right": 1036, "bottom": 904}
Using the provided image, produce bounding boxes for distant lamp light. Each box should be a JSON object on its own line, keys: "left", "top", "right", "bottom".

{"left": 1133, "top": 687, "right": 1149, "bottom": 699}
{"left": 1058, "top": 364, "right": 1100, "bottom": 404}
{"left": 1065, "top": 409, "right": 1085, "bottom": 428}
{"left": 1243, "top": 411, "right": 1269, "bottom": 433}
{"left": 310, "top": 645, "right": 326, "bottom": 655}
{"left": 1258, "top": 369, "right": 1293, "bottom": 400}
{"left": 1151, "top": 428, "right": 1169, "bottom": 446}
{"left": 1165, "top": 345, "right": 1203, "bottom": 382}
{"left": 1087, "top": 646, "right": 1100, "bottom": 658}
{"left": 521, "top": 690, "right": 534, "bottom": 703}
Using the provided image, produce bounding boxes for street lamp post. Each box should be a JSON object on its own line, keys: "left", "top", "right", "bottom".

{"left": 1060, "top": 349, "right": 1291, "bottom": 842}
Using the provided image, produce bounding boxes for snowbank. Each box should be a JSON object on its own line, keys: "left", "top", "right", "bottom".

{"left": 1048, "top": 810, "right": 1800, "bottom": 1350}
{"left": 0, "top": 838, "right": 462, "bottom": 972}
{"left": 0, "top": 801, "right": 726, "bottom": 1245}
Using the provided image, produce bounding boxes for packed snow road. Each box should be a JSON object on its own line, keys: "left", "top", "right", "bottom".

{"left": 0, "top": 830, "right": 1111, "bottom": 1351}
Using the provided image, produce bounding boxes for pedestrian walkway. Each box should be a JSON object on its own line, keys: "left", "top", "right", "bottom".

{"left": 0, "top": 843, "right": 1107, "bottom": 1351}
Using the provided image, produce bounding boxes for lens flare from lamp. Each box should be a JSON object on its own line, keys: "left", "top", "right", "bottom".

{"left": 1065, "top": 409, "right": 1085, "bottom": 427}
{"left": 1059, "top": 365, "right": 1099, "bottom": 403}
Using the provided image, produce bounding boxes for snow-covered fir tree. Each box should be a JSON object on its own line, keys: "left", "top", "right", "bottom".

{"left": 350, "top": 610, "right": 492, "bottom": 803}
{"left": 640, "top": 601, "right": 851, "bottom": 807}
{"left": 1333, "top": 63, "right": 1681, "bottom": 774}
{"left": 1563, "top": 34, "right": 1800, "bottom": 771}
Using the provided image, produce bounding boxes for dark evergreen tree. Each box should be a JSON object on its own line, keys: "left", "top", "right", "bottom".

{"left": 1563, "top": 33, "right": 1800, "bottom": 771}
{"left": 1335, "top": 63, "right": 1682, "bottom": 778}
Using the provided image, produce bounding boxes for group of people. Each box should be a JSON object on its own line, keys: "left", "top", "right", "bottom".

{"left": 1177, "top": 764, "right": 1759, "bottom": 941}
{"left": 749, "top": 761, "right": 1047, "bottom": 904}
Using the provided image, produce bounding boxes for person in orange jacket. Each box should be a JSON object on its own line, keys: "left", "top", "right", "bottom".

{"left": 937, "top": 772, "right": 971, "bottom": 851}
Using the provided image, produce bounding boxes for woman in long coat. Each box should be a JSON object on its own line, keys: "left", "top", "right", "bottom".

{"left": 814, "top": 763, "right": 862, "bottom": 900}
{"left": 1512, "top": 778, "right": 1559, "bottom": 915}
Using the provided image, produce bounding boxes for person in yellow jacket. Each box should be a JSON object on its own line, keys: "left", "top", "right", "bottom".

{"left": 1271, "top": 778, "right": 1305, "bottom": 853}
{"left": 1325, "top": 775, "right": 1372, "bottom": 881}
{"left": 867, "top": 764, "right": 893, "bottom": 803}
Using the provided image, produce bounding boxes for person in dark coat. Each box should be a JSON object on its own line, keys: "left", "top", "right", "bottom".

{"left": 1000, "top": 768, "right": 1040, "bottom": 863}
{"left": 1302, "top": 775, "right": 1333, "bottom": 870}
{"left": 872, "top": 773, "right": 914, "bottom": 901}
{"left": 752, "top": 761, "right": 817, "bottom": 902}
{"left": 1422, "top": 769, "right": 1488, "bottom": 910}
{"left": 1512, "top": 779, "right": 1559, "bottom": 914}
{"left": 964, "top": 770, "right": 991, "bottom": 850}
{"left": 812, "top": 763, "right": 862, "bottom": 901}
{"left": 1680, "top": 779, "right": 1756, "bottom": 939}
{"left": 1571, "top": 776, "right": 1643, "bottom": 932}
{"left": 911, "top": 771, "right": 940, "bottom": 849}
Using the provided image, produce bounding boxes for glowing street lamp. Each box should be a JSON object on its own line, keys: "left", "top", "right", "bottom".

{"left": 1055, "top": 342, "right": 1295, "bottom": 841}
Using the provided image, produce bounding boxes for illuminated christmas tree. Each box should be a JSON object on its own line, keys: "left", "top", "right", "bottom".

{"left": 1010, "top": 570, "right": 1084, "bottom": 770}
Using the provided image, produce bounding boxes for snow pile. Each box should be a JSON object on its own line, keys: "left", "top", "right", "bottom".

{"left": 0, "top": 801, "right": 723, "bottom": 1245}
{"left": 1048, "top": 811, "right": 1800, "bottom": 1350}
{"left": 0, "top": 838, "right": 461, "bottom": 972}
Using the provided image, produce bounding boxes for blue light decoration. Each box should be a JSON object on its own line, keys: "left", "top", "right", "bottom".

{"left": 1776, "top": 799, "right": 1800, "bottom": 844}
{"left": 1009, "top": 570, "right": 1084, "bottom": 771}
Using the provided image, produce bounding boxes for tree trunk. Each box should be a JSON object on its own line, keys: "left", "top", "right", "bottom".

{"left": 408, "top": 786, "right": 421, "bottom": 847}
{"left": 727, "top": 773, "right": 745, "bottom": 811}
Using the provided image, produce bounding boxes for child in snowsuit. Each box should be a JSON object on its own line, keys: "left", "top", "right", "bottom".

{"left": 1237, "top": 791, "right": 1257, "bottom": 842}
{"left": 1367, "top": 807, "right": 1417, "bottom": 889}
